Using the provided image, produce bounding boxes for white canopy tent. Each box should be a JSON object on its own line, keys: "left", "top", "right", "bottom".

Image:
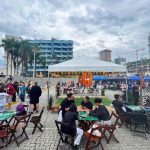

{"left": 47, "top": 56, "right": 128, "bottom": 103}
{"left": 48, "top": 55, "right": 126, "bottom": 72}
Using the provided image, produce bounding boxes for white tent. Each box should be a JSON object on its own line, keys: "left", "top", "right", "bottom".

{"left": 48, "top": 55, "right": 126, "bottom": 72}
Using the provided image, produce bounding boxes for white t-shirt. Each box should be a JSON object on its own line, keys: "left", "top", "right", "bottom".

{"left": 0, "top": 93, "right": 9, "bottom": 112}
{"left": 0, "top": 93, "right": 9, "bottom": 105}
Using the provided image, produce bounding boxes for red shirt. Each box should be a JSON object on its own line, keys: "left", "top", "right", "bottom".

{"left": 6, "top": 84, "right": 15, "bottom": 96}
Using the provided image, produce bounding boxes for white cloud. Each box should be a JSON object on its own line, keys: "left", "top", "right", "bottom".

{"left": 0, "top": 0, "right": 150, "bottom": 61}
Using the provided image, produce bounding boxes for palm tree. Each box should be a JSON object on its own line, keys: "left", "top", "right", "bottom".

{"left": 1, "top": 38, "right": 40, "bottom": 77}
{"left": 1, "top": 38, "right": 17, "bottom": 76}
{"left": 40, "top": 58, "right": 47, "bottom": 76}
{"left": 13, "top": 42, "right": 20, "bottom": 76}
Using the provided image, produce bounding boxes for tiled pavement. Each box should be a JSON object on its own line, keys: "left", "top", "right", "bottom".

{"left": 6, "top": 111, "right": 150, "bottom": 150}
{"left": 2, "top": 90, "right": 150, "bottom": 150}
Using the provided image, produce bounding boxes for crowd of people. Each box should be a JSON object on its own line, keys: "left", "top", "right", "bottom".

{"left": 57, "top": 93, "right": 110, "bottom": 149}
{"left": 57, "top": 90, "right": 150, "bottom": 149}
{"left": 0, "top": 80, "right": 42, "bottom": 113}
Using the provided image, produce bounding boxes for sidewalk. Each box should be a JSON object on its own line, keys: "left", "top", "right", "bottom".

{"left": 4, "top": 90, "right": 150, "bottom": 150}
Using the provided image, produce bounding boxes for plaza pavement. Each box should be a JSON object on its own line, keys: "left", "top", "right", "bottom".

{"left": 4, "top": 89, "right": 150, "bottom": 150}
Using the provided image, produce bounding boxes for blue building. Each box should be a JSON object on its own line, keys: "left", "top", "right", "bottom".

{"left": 27, "top": 38, "right": 73, "bottom": 76}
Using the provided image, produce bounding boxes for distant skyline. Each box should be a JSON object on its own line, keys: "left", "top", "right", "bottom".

{"left": 0, "top": 0, "right": 150, "bottom": 61}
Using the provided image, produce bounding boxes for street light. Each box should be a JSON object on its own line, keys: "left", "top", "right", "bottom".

{"left": 32, "top": 48, "right": 36, "bottom": 78}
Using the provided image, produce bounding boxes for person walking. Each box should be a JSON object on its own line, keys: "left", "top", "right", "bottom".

{"left": 19, "top": 82, "right": 27, "bottom": 102}
{"left": 29, "top": 82, "right": 42, "bottom": 113}
{"left": 5, "top": 83, "right": 15, "bottom": 109}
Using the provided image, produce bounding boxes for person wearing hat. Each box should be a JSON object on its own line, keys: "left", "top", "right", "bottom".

{"left": 80, "top": 96, "right": 93, "bottom": 110}
{"left": 88, "top": 98, "right": 110, "bottom": 121}
{"left": 62, "top": 104, "right": 83, "bottom": 150}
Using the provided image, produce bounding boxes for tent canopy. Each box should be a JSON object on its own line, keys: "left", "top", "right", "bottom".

{"left": 48, "top": 55, "right": 126, "bottom": 72}
{"left": 92, "top": 76, "right": 107, "bottom": 80}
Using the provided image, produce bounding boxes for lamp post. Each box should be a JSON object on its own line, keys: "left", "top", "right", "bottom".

{"left": 33, "top": 48, "right": 36, "bottom": 78}
{"left": 125, "top": 64, "right": 128, "bottom": 103}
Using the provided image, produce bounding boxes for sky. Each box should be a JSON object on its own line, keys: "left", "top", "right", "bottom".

{"left": 0, "top": 0, "right": 150, "bottom": 62}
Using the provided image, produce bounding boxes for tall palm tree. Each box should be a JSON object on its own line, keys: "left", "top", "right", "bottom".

{"left": 40, "top": 57, "right": 47, "bottom": 76}
{"left": 19, "top": 40, "right": 37, "bottom": 74}
{"left": 12, "top": 40, "right": 20, "bottom": 76}
{"left": 1, "top": 38, "right": 16, "bottom": 76}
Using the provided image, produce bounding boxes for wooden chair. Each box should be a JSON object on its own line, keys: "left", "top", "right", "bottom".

{"left": 114, "top": 107, "right": 128, "bottom": 127}
{"left": 84, "top": 125, "right": 107, "bottom": 150}
{"left": 30, "top": 107, "right": 44, "bottom": 134}
{"left": 55, "top": 120, "right": 74, "bottom": 150}
{"left": 0, "top": 124, "right": 10, "bottom": 148}
{"left": 104, "top": 112, "right": 120, "bottom": 144}
{"left": 8, "top": 114, "right": 31, "bottom": 146}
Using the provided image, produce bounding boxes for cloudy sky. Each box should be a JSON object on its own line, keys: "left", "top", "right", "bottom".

{"left": 0, "top": 0, "right": 150, "bottom": 61}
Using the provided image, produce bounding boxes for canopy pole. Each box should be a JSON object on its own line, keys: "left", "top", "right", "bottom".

{"left": 125, "top": 66, "right": 128, "bottom": 103}
{"left": 48, "top": 72, "right": 50, "bottom": 105}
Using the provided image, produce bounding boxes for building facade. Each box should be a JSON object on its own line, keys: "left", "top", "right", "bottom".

{"left": 127, "top": 59, "right": 150, "bottom": 75}
{"left": 28, "top": 38, "right": 73, "bottom": 76}
{"left": 114, "top": 58, "right": 126, "bottom": 65}
{"left": 99, "top": 49, "right": 112, "bottom": 62}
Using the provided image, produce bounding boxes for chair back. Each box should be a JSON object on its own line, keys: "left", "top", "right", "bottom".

{"left": 12, "top": 114, "right": 31, "bottom": 131}
{"left": 39, "top": 107, "right": 44, "bottom": 119}
{"left": 110, "top": 112, "right": 120, "bottom": 128}
{"left": 55, "top": 120, "right": 71, "bottom": 141}
{"left": 89, "top": 125, "right": 107, "bottom": 140}
{"left": 114, "top": 107, "right": 123, "bottom": 115}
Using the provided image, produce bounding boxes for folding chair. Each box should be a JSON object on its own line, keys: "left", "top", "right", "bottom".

{"left": 114, "top": 107, "right": 128, "bottom": 128}
{"left": 0, "top": 124, "right": 9, "bottom": 148}
{"left": 84, "top": 125, "right": 107, "bottom": 150}
{"left": 129, "top": 113, "right": 149, "bottom": 139}
{"left": 30, "top": 107, "right": 44, "bottom": 134}
{"left": 104, "top": 112, "right": 120, "bottom": 144}
{"left": 9, "top": 114, "right": 31, "bottom": 146}
{"left": 55, "top": 120, "right": 74, "bottom": 150}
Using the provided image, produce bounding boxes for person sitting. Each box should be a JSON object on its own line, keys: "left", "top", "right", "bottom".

{"left": 80, "top": 96, "right": 93, "bottom": 110}
{"left": 16, "top": 103, "right": 27, "bottom": 116}
{"left": 60, "top": 93, "right": 75, "bottom": 118}
{"left": 88, "top": 98, "right": 110, "bottom": 121}
{"left": 61, "top": 104, "right": 83, "bottom": 150}
{"left": 112, "top": 94, "right": 132, "bottom": 114}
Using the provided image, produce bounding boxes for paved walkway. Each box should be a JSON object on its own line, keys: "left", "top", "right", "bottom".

{"left": 4, "top": 90, "right": 150, "bottom": 150}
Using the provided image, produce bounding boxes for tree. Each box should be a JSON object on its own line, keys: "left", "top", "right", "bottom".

{"left": 1, "top": 38, "right": 40, "bottom": 76}
{"left": 40, "top": 57, "right": 47, "bottom": 76}
{"left": 1, "top": 38, "right": 17, "bottom": 76}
